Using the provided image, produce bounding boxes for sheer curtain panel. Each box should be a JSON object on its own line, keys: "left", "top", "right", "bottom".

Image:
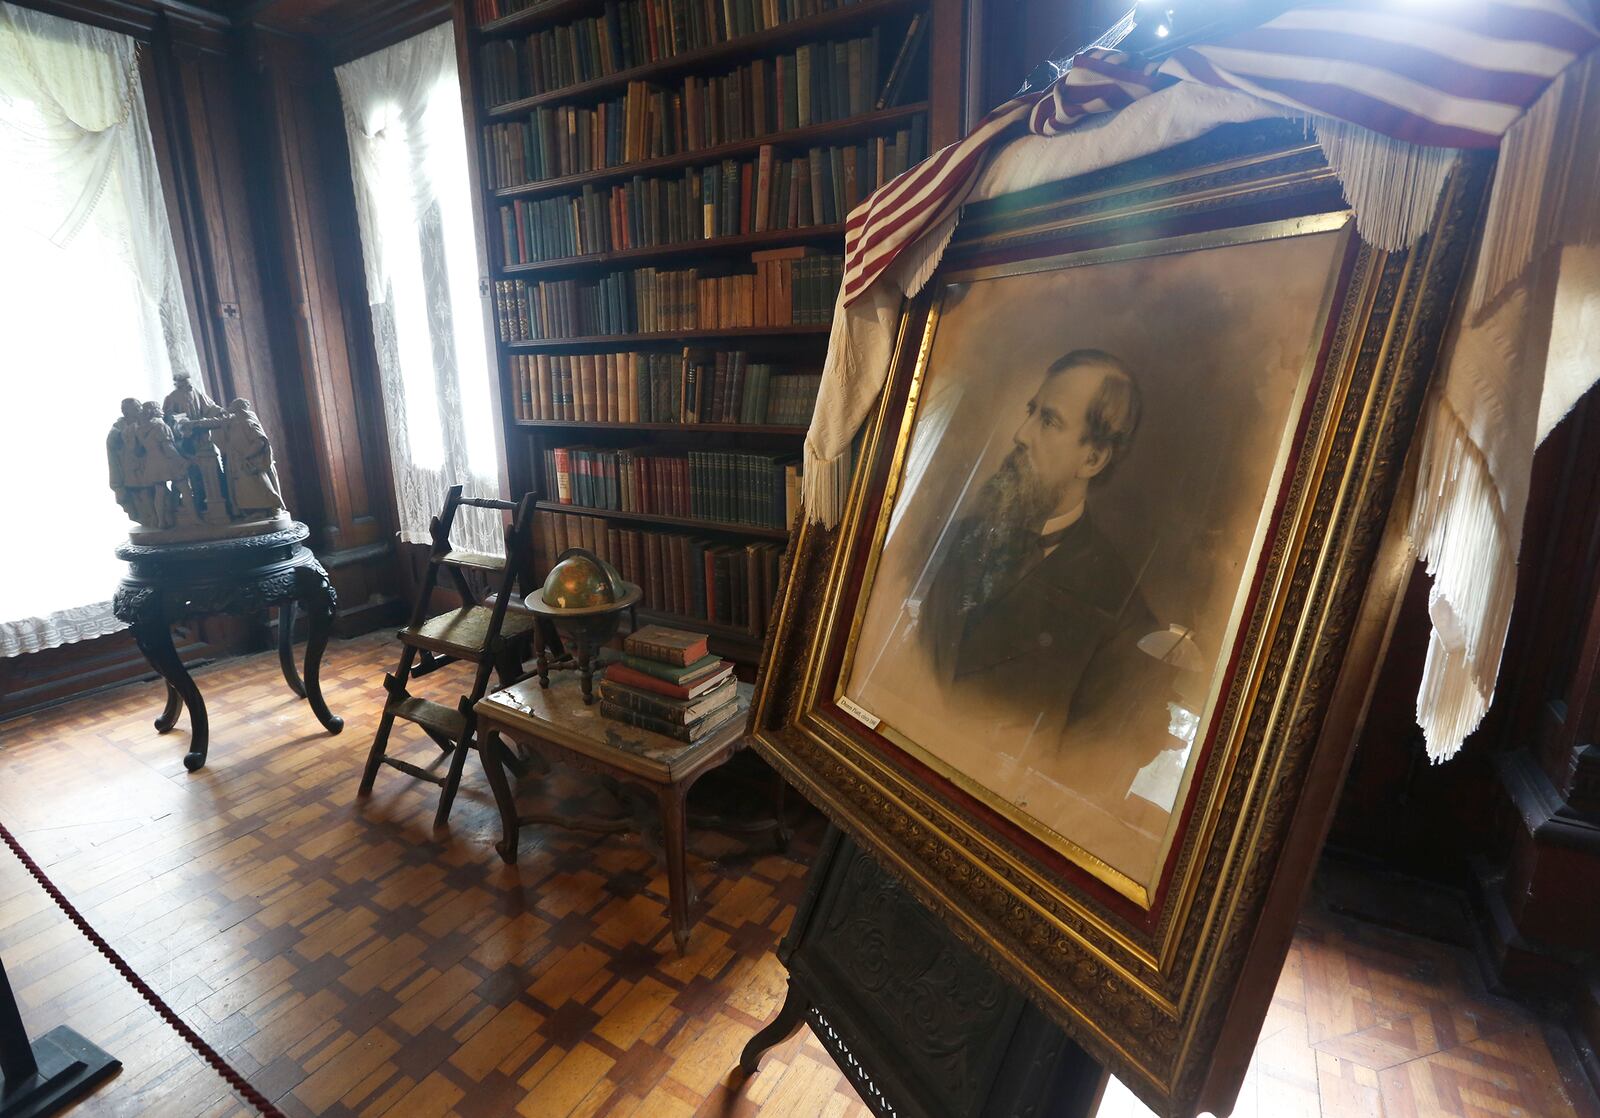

{"left": 0, "top": 2, "right": 203, "bottom": 656}
{"left": 336, "top": 24, "right": 504, "bottom": 557}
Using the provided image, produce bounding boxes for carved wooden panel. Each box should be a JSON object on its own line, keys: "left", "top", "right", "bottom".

{"left": 253, "top": 36, "right": 394, "bottom": 551}
{"left": 169, "top": 48, "right": 303, "bottom": 511}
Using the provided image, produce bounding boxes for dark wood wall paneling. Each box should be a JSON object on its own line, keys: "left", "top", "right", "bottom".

{"left": 243, "top": 28, "right": 408, "bottom": 635}
{"left": 961, "top": 0, "right": 1128, "bottom": 121}
{"left": 1328, "top": 387, "right": 1600, "bottom": 1093}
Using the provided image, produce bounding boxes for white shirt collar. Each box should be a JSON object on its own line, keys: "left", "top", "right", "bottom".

{"left": 1040, "top": 502, "right": 1085, "bottom": 543}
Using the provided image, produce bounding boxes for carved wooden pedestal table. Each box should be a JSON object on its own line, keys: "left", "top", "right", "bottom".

{"left": 112, "top": 521, "right": 343, "bottom": 772}
{"left": 475, "top": 675, "right": 783, "bottom": 953}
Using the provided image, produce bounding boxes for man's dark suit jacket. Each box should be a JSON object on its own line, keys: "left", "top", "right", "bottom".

{"left": 922, "top": 512, "right": 1171, "bottom": 803}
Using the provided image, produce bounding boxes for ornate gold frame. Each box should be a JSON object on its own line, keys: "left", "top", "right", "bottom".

{"left": 835, "top": 212, "right": 1353, "bottom": 910}
{"left": 750, "top": 120, "right": 1489, "bottom": 1116}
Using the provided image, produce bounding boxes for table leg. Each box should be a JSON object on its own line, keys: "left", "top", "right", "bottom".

{"left": 277, "top": 598, "right": 306, "bottom": 698}
{"left": 657, "top": 784, "right": 693, "bottom": 954}
{"left": 772, "top": 771, "right": 791, "bottom": 853}
{"left": 154, "top": 684, "right": 183, "bottom": 734}
{"left": 296, "top": 566, "right": 343, "bottom": 735}
{"left": 132, "top": 616, "right": 208, "bottom": 772}
{"left": 480, "top": 730, "right": 521, "bottom": 864}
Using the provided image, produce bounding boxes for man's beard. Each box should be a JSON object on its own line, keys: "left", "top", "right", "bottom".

{"left": 951, "top": 446, "right": 1060, "bottom": 613}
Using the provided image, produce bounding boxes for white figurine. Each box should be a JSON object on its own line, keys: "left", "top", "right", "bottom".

{"left": 110, "top": 376, "right": 291, "bottom": 541}
{"left": 215, "top": 399, "right": 285, "bottom": 516}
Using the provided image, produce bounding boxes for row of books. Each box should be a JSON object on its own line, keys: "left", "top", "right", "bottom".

{"left": 482, "top": 34, "right": 908, "bottom": 187}
{"left": 535, "top": 509, "right": 784, "bottom": 636}
{"left": 492, "top": 251, "right": 842, "bottom": 338}
{"left": 496, "top": 129, "right": 926, "bottom": 263}
{"left": 510, "top": 349, "right": 821, "bottom": 425}
{"left": 473, "top": 0, "right": 863, "bottom": 31}
{"left": 477, "top": 0, "right": 895, "bottom": 105}
{"left": 543, "top": 444, "right": 799, "bottom": 528}
{"left": 599, "top": 624, "right": 742, "bottom": 743}
{"left": 678, "top": 351, "right": 820, "bottom": 424}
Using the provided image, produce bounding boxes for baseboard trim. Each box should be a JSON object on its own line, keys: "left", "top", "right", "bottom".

{"left": 1467, "top": 855, "right": 1600, "bottom": 1111}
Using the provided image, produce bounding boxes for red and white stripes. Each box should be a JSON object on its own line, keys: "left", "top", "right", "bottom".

{"left": 840, "top": 0, "right": 1599, "bottom": 305}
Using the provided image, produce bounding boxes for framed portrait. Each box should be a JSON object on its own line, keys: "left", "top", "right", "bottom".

{"left": 750, "top": 120, "right": 1489, "bottom": 1115}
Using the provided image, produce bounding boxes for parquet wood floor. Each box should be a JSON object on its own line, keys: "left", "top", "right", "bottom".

{"left": 0, "top": 634, "right": 1591, "bottom": 1118}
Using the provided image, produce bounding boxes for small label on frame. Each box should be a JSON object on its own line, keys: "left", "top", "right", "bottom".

{"left": 836, "top": 695, "right": 881, "bottom": 730}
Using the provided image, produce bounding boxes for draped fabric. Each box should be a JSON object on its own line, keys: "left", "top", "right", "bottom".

{"left": 1406, "top": 52, "right": 1600, "bottom": 758}
{"left": 336, "top": 24, "right": 505, "bottom": 556}
{"left": 842, "top": 0, "right": 1598, "bottom": 305}
{"left": 0, "top": 2, "right": 202, "bottom": 656}
{"left": 807, "top": 0, "right": 1600, "bottom": 761}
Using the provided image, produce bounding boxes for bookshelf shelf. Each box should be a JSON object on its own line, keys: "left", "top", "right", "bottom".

{"left": 490, "top": 103, "right": 927, "bottom": 200}
{"left": 517, "top": 419, "right": 807, "bottom": 434}
{"left": 633, "top": 607, "right": 765, "bottom": 652}
{"left": 506, "top": 324, "right": 830, "bottom": 350}
{"left": 501, "top": 224, "right": 845, "bottom": 276}
{"left": 464, "top": 0, "right": 945, "bottom": 668}
{"left": 534, "top": 500, "right": 792, "bottom": 539}
{"left": 483, "top": 0, "right": 920, "bottom": 113}
{"left": 476, "top": 0, "right": 597, "bottom": 36}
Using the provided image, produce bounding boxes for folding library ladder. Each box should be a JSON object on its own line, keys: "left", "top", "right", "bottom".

{"left": 359, "top": 486, "right": 539, "bottom": 827}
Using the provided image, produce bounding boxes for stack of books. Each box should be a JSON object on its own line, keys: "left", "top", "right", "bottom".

{"left": 599, "top": 625, "right": 741, "bottom": 743}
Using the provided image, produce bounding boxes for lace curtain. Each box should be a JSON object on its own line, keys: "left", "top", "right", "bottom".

{"left": 0, "top": 2, "right": 202, "bottom": 657}
{"left": 335, "top": 24, "right": 504, "bottom": 556}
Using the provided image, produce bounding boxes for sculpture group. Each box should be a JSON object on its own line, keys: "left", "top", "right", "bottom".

{"left": 108, "top": 373, "right": 287, "bottom": 539}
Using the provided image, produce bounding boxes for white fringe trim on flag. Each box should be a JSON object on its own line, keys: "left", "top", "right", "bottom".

{"left": 899, "top": 207, "right": 961, "bottom": 299}
{"left": 1408, "top": 286, "right": 1530, "bottom": 761}
{"left": 1467, "top": 50, "right": 1600, "bottom": 320}
{"left": 801, "top": 444, "right": 850, "bottom": 529}
{"left": 1411, "top": 400, "right": 1520, "bottom": 760}
{"left": 1312, "top": 117, "right": 1458, "bottom": 252}
{"left": 802, "top": 295, "right": 860, "bottom": 528}
{"left": 801, "top": 209, "right": 962, "bottom": 526}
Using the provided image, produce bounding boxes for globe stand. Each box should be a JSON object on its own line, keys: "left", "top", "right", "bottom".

{"left": 534, "top": 616, "right": 635, "bottom": 705}
{"left": 0, "top": 959, "right": 119, "bottom": 1118}
{"left": 533, "top": 647, "right": 581, "bottom": 695}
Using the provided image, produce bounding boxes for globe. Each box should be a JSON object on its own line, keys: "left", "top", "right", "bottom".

{"left": 540, "top": 551, "right": 628, "bottom": 611}
{"left": 528, "top": 548, "right": 642, "bottom": 705}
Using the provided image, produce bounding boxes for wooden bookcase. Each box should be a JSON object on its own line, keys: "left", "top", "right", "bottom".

{"left": 452, "top": 0, "right": 960, "bottom": 665}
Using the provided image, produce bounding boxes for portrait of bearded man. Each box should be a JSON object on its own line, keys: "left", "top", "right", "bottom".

{"left": 920, "top": 349, "right": 1169, "bottom": 775}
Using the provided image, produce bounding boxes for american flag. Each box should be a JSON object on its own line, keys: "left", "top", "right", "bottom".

{"left": 841, "top": 0, "right": 1599, "bottom": 305}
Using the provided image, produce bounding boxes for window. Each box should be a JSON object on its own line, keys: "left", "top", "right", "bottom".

{"left": 336, "top": 24, "right": 502, "bottom": 556}
{"left": 0, "top": 2, "right": 202, "bottom": 656}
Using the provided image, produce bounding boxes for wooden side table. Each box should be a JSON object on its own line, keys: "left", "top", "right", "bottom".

{"left": 112, "top": 521, "right": 343, "bottom": 771}
{"left": 475, "top": 675, "right": 781, "bottom": 953}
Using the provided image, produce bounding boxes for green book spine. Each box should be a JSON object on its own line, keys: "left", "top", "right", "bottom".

{"left": 599, "top": 696, "right": 739, "bottom": 741}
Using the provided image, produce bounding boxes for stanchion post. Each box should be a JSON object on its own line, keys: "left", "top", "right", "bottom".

{"left": 0, "top": 955, "right": 120, "bottom": 1118}
{"left": 0, "top": 960, "right": 38, "bottom": 1085}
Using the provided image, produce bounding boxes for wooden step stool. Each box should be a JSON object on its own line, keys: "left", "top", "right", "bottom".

{"left": 358, "top": 486, "right": 543, "bottom": 827}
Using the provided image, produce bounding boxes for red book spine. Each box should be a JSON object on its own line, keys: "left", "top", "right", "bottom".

{"left": 552, "top": 447, "right": 573, "bottom": 504}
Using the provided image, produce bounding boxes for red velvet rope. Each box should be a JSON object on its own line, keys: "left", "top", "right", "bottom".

{"left": 0, "top": 818, "right": 287, "bottom": 1118}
